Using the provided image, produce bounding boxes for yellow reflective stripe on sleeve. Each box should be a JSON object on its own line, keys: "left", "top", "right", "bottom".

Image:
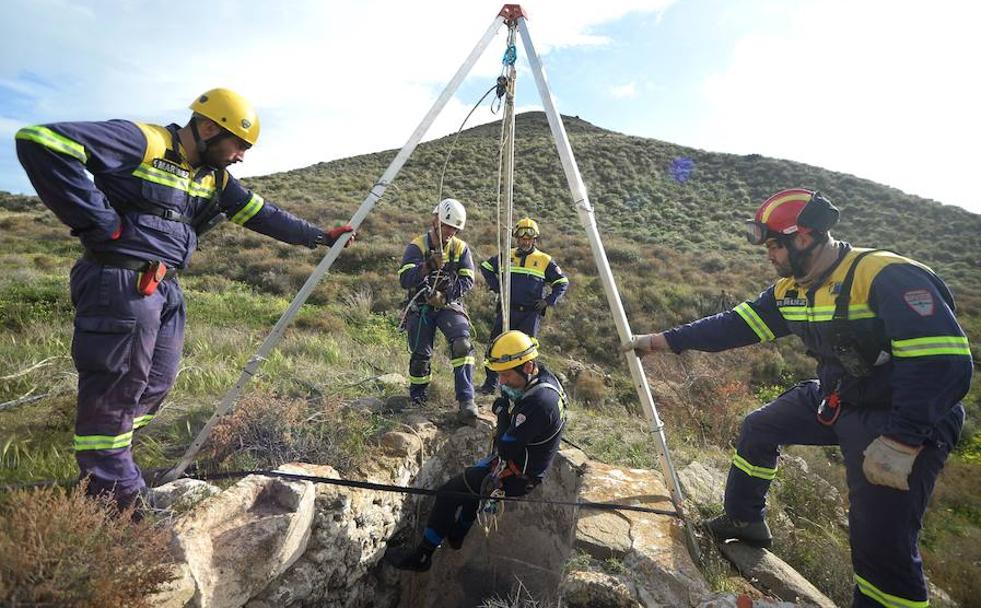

{"left": 734, "top": 302, "right": 775, "bottom": 342}
{"left": 132, "top": 414, "right": 154, "bottom": 430}
{"left": 231, "top": 193, "right": 265, "bottom": 225}
{"left": 551, "top": 277, "right": 569, "bottom": 285}
{"left": 398, "top": 263, "right": 417, "bottom": 276}
{"left": 16, "top": 126, "right": 88, "bottom": 163}
{"left": 409, "top": 374, "right": 432, "bottom": 385}
{"left": 451, "top": 356, "right": 476, "bottom": 368}
{"left": 480, "top": 260, "right": 495, "bottom": 271}
{"left": 891, "top": 335, "right": 970, "bottom": 358}
{"left": 731, "top": 452, "right": 777, "bottom": 480}
{"left": 458, "top": 268, "right": 474, "bottom": 278}
{"left": 511, "top": 266, "right": 546, "bottom": 279}
{"left": 74, "top": 431, "right": 134, "bottom": 452}
{"left": 855, "top": 574, "right": 929, "bottom": 608}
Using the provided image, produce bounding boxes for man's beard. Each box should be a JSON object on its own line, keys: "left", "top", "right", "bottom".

{"left": 202, "top": 148, "right": 229, "bottom": 169}
{"left": 773, "top": 260, "right": 793, "bottom": 278}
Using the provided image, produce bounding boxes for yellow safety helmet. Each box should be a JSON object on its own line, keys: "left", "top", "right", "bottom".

{"left": 190, "top": 88, "right": 260, "bottom": 145}
{"left": 513, "top": 217, "right": 540, "bottom": 238}
{"left": 485, "top": 330, "right": 539, "bottom": 372}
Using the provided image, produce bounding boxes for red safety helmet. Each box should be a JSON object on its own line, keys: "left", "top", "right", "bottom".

{"left": 745, "top": 188, "right": 838, "bottom": 245}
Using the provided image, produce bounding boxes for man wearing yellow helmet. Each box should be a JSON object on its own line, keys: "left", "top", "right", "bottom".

{"left": 15, "top": 88, "right": 355, "bottom": 514}
{"left": 385, "top": 330, "right": 567, "bottom": 572}
{"left": 478, "top": 217, "right": 569, "bottom": 394}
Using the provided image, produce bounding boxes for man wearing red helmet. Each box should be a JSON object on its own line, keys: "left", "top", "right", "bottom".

{"left": 626, "top": 188, "right": 971, "bottom": 608}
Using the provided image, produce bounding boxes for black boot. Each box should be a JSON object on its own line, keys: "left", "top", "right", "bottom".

{"left": 385, "top": 541, "right": 436, "bottom": 572}
{"left": 706, "top": 513, "right": 773, "bottom": 548}
{"left": 477, "top": 382, "right": 497, "bottom": 396}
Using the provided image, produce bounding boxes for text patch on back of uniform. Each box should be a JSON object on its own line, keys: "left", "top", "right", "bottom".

{"left": 903, "top": 289, "right": 935, "bottom": 316}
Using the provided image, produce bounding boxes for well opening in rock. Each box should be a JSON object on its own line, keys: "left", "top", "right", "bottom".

{"left": 391, "top": 451, "right": 583, "bottom": 608}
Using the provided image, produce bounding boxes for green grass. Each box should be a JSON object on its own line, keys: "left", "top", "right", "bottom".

{"left": 1, "top": 113, "right": 979, "bottom": 605}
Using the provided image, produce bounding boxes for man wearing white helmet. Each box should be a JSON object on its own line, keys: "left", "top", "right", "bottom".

{"left": 397, "top": 199, "right": 478, "bottom": 418}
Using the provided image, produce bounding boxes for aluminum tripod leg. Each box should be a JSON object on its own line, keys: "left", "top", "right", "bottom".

{"left": 517, "top": 18, "right": 700, "bottom": 560}
{"left": 157, "top": 14, "right": 507, "bottom": 485}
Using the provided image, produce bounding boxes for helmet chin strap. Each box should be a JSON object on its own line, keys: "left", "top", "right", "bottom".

{"left": 190, "top": 117, "right": 232, "bottom": 168}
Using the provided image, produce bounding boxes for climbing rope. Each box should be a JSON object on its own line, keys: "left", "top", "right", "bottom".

{"left": 495, "top": 22, "right": 518, "bottom": 332}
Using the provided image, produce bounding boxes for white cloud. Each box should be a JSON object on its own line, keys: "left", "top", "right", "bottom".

{"left": 0, "top": 0, "right": 674, "bottom": 193}
{"left": 693, "top": 0, "right": 981, "bottom": 212}
{"left": 610, "top": 82, "right": 638, "bottom": 99}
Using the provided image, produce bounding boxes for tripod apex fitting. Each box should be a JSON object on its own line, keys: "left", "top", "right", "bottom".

{"left": 499, "top": 4, "right": 527, "bottom": 23}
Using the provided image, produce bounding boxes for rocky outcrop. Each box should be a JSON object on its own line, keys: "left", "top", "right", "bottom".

{"left": 718, "top": 543, "right": 836, "bottom": 608}
{"left": 167, "top": 467, "right": 316, "bottom": 607}
{"left": 150, "top": 411, "right": 836, "bottom": 608}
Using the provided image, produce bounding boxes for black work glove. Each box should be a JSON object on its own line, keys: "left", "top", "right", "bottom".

{"left": 534, "top": 299, "right": 548, "bottom": 313}
{"left": 492, "top": 396, "right": 510, "bottom": 416}
{"left": 313, "top": 225, "right": 356, "bottom": 248}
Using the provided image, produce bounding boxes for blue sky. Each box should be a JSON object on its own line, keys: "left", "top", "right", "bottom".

{"left": 2, "top": 0, "right": 978, "bottom": 214}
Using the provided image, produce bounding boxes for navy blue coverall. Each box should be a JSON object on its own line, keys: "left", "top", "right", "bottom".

{"left": 398, "top": 232, "right": 476, "bottom": 404}
{"left": 663, "top": 246, "right": 972, "bottom": 608}
{"left": 16, "top": 120, "right": 327, "bottom": 504}
{"left": 478, "top": 247, "right": 568, "bottom": 389}
{"left": 420, "top": 364, "right": 566, "bottom": 548}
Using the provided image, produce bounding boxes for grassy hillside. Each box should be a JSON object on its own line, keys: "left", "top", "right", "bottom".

{"left": 1, "top": 112, "right": 978, "bottom": 604}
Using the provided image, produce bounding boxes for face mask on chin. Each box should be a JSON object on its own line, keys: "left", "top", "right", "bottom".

{"left": 501, "top": 385, "right": 523, "bottom": 401}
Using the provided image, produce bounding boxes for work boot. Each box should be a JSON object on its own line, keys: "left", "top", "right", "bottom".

{"left": 458, "top": 399, "right": 478, "bottom": 419}
{"left": 385, "top": 543, "right": 435, "bottom": 572}
{"left": 706, "top": 513, "right": 773, "bottom": 548}
{"left": 477, "top": 382, "right": 497, "bottom": 396}
{"left": 410, "top": 393, "right": 428, "bottom": 407}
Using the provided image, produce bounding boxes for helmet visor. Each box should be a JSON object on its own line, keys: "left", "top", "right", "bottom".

{"left": 514, "top": 227, "right": 537, "bottom": 239}
{"left": 744, "top": 220, "right": 769, "bottom": 245}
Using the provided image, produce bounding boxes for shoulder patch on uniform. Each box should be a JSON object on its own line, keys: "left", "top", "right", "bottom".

{"left": 903, "top": 289, "right": 935, "bottom": 316}
{"left": 514, "top": 413, "right": 527, "bottom": 427}
{"left": 553, "top": 264, "right": 563, "bottom": 275}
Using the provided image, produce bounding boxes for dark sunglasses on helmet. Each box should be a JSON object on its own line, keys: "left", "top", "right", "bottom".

{"left": 744, "top": 220, "right": 771, "bottom": 246}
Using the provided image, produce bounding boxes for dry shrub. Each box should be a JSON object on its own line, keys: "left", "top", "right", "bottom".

{"left": 571, "top": 370, "right": 607, "bottom": 406}
{"left": 206, "top": 392, "right": 382, "bottom": 473}
{"left": 0, "top": 484, "right": 174, "bottom": 607}
{"left": 207, "top": 393, "right": 310, "bottom": 467}
{"left": 644, "top": 350, "right": 756, "bottom": 446}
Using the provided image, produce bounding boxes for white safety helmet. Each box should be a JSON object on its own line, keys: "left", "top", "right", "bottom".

{"left": 432, "top": 198, "right": 467, "bottom": 230}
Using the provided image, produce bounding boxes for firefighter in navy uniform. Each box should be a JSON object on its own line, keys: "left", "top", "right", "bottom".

{"left": 15, "top": 88, "right": 355, "bottom": 511}
{"left": 626, "top": 188, "right": 972, "bottom": 608}
{"left": 398, "top": 198, "right": 478, "bottom": 418}
{"left": 477, "top": 217, "right": 568, "bottom": 394}
{"left": 386, "top": 330, "right": 566, "bottom": 572}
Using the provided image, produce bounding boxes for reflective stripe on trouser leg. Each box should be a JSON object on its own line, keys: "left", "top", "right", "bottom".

{"left": 837, "top": 405, "right": 961, "bottom": 608}
{"left": 70, "top": 260, "right": 171, "bottom": 499}
{"left": 437, "top": 310, "right": 474, "bottom": 402}
{"left": 725, "top": 381, "right": 836, "bottom": 522}
{"left": 406, "top": 311, "right": 435, "bottom": 399}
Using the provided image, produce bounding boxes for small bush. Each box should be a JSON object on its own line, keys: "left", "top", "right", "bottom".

{"left": 206, "top": 392, "right": 391, "bottom": 473}
{"left": 0, "top": 484, "right": 175, "bottom": 607}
